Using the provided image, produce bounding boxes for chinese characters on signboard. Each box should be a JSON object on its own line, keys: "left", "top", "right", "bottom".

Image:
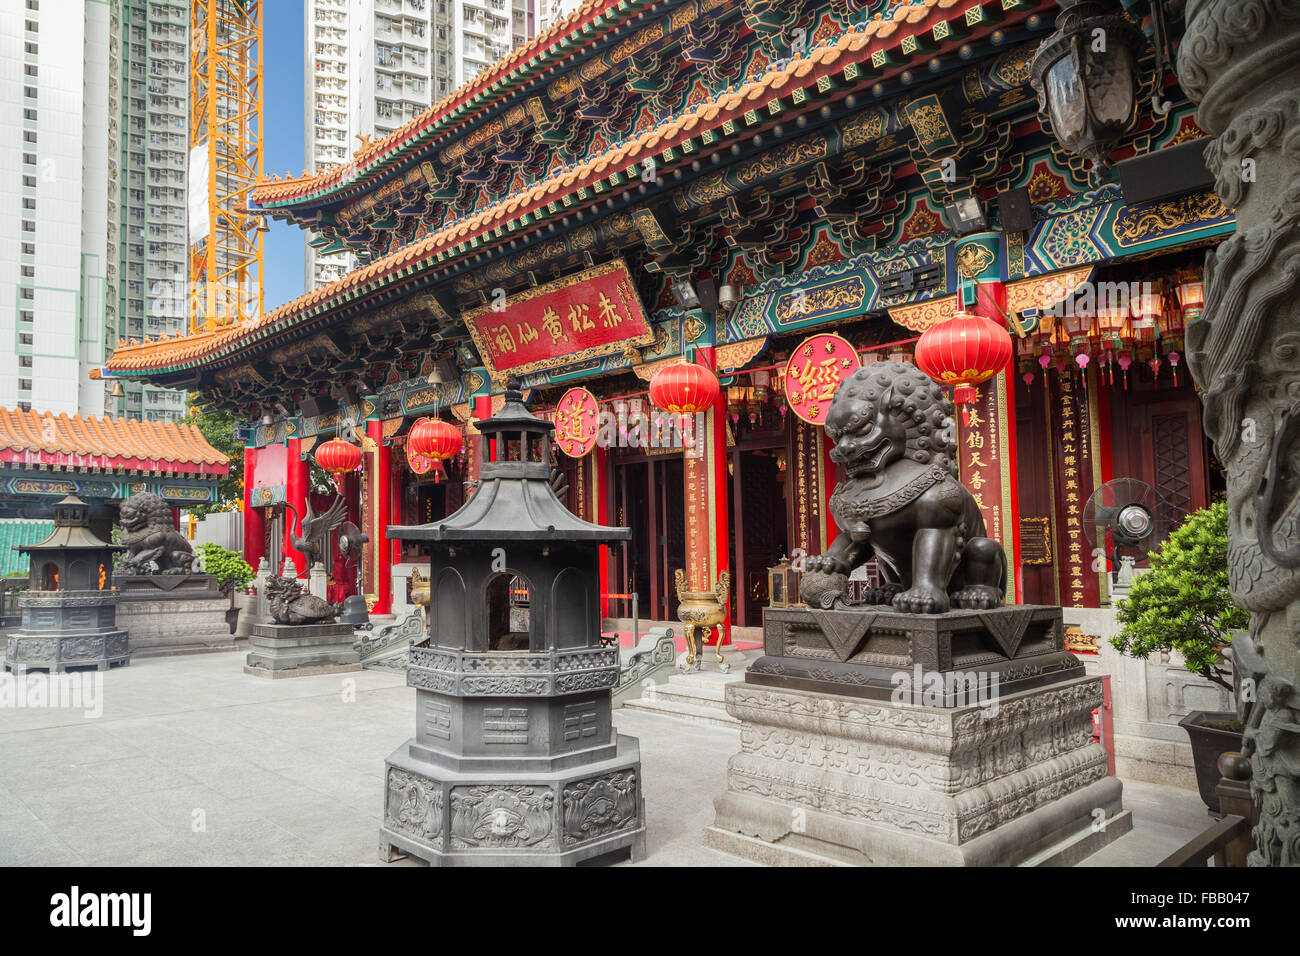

{"left": 783, "top": 333, "right": 861, "bottom": 425}
{"left": 1053, "top": 373, "right": 1098, "bottom": 607}
{"left": 553, "top": 387, "right": 600, "bottom": 458}
{"left": 463, "top": 259, "right": 654, "bottom": 381}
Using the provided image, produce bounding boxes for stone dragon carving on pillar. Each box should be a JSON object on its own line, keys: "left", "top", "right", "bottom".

{"left": 1178, "top": 0, "right": 1300, "bottom": 866}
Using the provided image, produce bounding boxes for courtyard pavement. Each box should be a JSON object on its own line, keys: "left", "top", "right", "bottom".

{"left": 0, "top": 651, "right": 1208, "bottom": 866}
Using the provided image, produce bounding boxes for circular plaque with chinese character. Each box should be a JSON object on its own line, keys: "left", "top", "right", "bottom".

{"left": 405, "top": 422, "right": 436, "bottom": 475}
{"left": 553, "top": 387, "right": 600, "bottom": 457}
{"left": 784, "top": 333, "right": 861, "bottom": 425}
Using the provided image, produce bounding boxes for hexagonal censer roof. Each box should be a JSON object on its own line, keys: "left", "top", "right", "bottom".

{"left": 388, "top": 383, "right": 629, "bottom": 545}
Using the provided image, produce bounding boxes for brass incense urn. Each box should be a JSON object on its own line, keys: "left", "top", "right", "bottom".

{"left": 674, "top": 569, "right": 731, "bottom": 673}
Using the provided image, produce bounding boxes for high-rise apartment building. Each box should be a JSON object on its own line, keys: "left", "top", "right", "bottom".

{"left": 0, "top": 0, "right": 110, "bottom": 417}
{"left": 536, "top": 0, "right": 581, "bottom": 34}
{"left": 304, "top": 0, "right": 537, "bottom": 291}
{"left": 105, "top": 0, "right": 189, "bottom": 422}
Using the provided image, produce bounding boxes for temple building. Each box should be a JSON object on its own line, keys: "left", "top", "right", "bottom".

{"left": 0, "top": 407, "right": 229, "bottom": 544}
{"left": 102, "top": 0, "right": 1228, "bottom": 639}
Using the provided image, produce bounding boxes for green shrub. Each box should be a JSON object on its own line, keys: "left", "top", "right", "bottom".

{"left": 1110, "top": 501, "right": 1246, "bottom": 692}
{"left": 196, "top": 543, "right": 255, "bottom": 597}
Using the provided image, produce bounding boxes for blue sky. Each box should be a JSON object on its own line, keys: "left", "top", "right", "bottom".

{"left": 262, "top": 3, "right": 306, "bottom": 311}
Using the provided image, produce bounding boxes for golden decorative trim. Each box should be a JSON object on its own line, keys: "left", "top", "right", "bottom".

{"left": 888, "top": 294, "right": 956, "bottom": 332}
{"left": 1005, "top": 266, "right": 1094, "bottom": 314}
{"left": 714, "top": 338, "right": 766, "bottom": 370}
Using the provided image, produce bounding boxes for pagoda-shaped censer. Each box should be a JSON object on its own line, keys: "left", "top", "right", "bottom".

{"left": 5, "top": 496, "right": 129, "bottom": 672}
{"left": 381, "top": 383, "right": 645, "bottom": 866}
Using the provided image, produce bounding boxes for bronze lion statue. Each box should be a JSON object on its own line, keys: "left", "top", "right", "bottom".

{"left": 799, "top": 362, "right": 1006, "bottom": 614}
{"left": 117, "top": 491, "right": 195, "bottom": 575}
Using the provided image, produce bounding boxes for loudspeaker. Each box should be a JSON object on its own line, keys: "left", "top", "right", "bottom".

{"left": 1117, "top": 139, "right": 1215, "bottom": 205}
{"left": 695, "top": 276, "right": 719, "bottom": 313}
{"left": 997, "top": 187, "right": 1034, "bottom": 233}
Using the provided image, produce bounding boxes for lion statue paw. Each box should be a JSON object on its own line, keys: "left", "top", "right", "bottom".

{"left": 799, "top": 570, "right": 849, "bottom": 609}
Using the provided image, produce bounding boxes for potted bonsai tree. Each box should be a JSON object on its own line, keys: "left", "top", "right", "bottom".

{"left": 195, "top": 543, "right": 255, "bottom": 634}
{"left": 1110, "top": 501, "right": 1248, "bottom": 814}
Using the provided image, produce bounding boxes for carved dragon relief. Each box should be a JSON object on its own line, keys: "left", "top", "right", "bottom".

{"left": 1179, "top": 0, "right": 1300, "bottom": 866}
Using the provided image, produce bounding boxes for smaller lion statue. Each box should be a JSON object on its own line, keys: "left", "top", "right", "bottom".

{"left": 118, "top": 492, "right": 195, "bottom": 575}
{"left": 799, "top": 362, "right": 1006, "bottom": 614}
{"left": 266, "top": 575, "right": 342, "bottom": 626}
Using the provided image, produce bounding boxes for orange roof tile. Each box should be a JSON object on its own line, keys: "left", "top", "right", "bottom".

{"left": 0, "top": 408, "right": 229, "bottom": 472}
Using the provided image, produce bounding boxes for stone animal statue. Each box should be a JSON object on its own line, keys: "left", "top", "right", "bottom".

{"left": 266, "top": 575, "right": 342, "bottom": 625}
{"left": 285, "top": 495, "right": 348, "bottom": 568}
{"left": 799, "top": 362, "right": 1005, "bottom": 614}
{"left": 117, "top": 491, "right": 195, "bottom": 575}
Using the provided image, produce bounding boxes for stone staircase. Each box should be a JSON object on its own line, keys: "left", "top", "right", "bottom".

{"left": 619, "top": 647, "right": 763, "bottom": 727}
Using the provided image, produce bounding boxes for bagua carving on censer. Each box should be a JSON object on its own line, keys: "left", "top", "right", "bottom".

{"left": 798, "top": 362, "right": 1007, "bottom": 613}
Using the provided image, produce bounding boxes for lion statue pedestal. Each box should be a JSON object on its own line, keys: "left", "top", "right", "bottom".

{"left": 113, "top": 492, "right": 235, "bottom": 658}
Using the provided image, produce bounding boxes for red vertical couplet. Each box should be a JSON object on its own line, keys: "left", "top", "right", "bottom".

{"left": 693, "top": 345, "right": 730, "bottom": 646}
{"left": 1050, "top": 369, "right": 1100, "bottom": 607}
{"left": 790, "top": 419, "right": 824, "bottom": 557}
{"left": 242, "top": 446, "right": 266, "bottom": 571}
{"left": 283, "top": 437, "right": 310, "bottom": 577}
{"left": 957, "top": 235, "right": 1021, "bottom": 604}
{"left": 367, "top": 419, "right": 393, "bottom": 615}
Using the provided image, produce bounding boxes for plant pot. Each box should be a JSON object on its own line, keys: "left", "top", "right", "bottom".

{"left": 1179, "top": 710, "right": 1243, "bottom": 816}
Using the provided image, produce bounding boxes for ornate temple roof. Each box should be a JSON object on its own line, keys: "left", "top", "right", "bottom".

{"left": 252, "top": 0, "right": 652, "bottom": 209}
{"left": 104, "top": 0, "right": 987, "bottom": 380}
{"left": 0, "top": 408, "right": 229, "bottom": 475}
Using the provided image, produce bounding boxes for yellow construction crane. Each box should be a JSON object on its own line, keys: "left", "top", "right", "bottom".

{"left": 189, "top": 0, "right": 264, "bottom": 332}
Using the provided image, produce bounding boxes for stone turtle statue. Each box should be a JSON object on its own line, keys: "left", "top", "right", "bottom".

{"left": 265, "top": 575, "right": 342, "bottom": 626}
{"left": 799, "top": 361, "right": 1006, "bottom": 613}
{"left": 117, "top": 491, "right": 195, "bottom": 575}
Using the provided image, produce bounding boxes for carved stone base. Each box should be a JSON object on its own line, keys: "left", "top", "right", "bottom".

{"left": 379, "top": 735, "right": 646, "bottom": 866}
{"left": 706, "top": 678, "right": 1132, "bottom": 866}
{"left": 116, "top": 575, "right": 235, "bottom": 657}
{"left": 244, "top": 622, "right": 360, "bottom": 676}
{"left": 5, "top": 630, "right": 131, "bottom": 673}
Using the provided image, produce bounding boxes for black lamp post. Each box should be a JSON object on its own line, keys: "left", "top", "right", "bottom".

{"left": 1030, "top": 0, "right": 1147, "bottom": 177}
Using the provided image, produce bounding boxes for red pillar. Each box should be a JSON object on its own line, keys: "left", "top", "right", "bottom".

{"left": 696, "top": 345, "right": 730, "bottom": 646}
{"left": 389, "top": 459, "right": 403, "bottom": 572}
{"left": 591, "top": 446, "right": 610, "bottom": 614}
{"left": 283, "top": 437, "right": 310, "bottom": 577}
{"left": 366, "top": 419, "right": 394, "bottom": 615}
{"left": 242, "top": 446, "right": 266, "bottom": 570}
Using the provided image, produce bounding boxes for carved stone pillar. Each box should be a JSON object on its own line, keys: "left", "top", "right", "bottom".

{"left": 1178, "top": 0, "right": 1300, "bottom": 866}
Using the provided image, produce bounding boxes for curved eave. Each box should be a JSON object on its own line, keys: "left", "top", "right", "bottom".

{"left": 389, "top": 477, "right": 631, "bottom": 543}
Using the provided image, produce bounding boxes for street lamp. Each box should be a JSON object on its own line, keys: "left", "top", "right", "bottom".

{"left": 1030, "top": 0, "right": 1146, "bottom": 178}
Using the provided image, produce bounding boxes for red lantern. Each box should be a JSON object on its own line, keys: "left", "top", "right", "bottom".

{"left": 648, "top": 360, "right": 719, "bottom": 414}
{"left": 914, "top": 310, "right": 1014, "bottom": 407}
{"left": 409, "top": 417, "right": 463, "bottom": 462}
{"left": 315, "top": 438, "right": 362, "bottom": 491}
